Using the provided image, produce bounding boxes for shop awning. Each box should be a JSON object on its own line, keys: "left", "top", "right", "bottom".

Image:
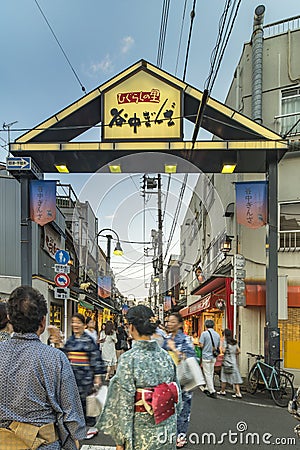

{"left": 179, "top": 294, "right": 212, "bottom": 318}
{"left": 179, "top": 306, "right": 189, "bottom": 317}
{"left": 79, "top": 300, "right": 94, "bottom": 310}
{"left": 191, "top": 276, "right": 226, "bottom": 296}
{"left": 188, "top": 294, "right": 212, "bottom": 315}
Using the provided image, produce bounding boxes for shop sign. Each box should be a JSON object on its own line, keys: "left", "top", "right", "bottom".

{"left": 189, "top": 295, "right": 211, "bottom": 314}
{"left": 103, "top": 308, "right": 110, "bottom": 322}
{"left": 102, "top": 70, "right": 182, "bottom": 141}
{"left": 43, "top": 224, "right": 62, "bottom": 259}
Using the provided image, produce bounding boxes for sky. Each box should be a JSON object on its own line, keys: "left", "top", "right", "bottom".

{"left": 1, "top": 0, "right": 300, "bottom": 299}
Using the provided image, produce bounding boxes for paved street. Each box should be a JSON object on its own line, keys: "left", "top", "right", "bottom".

{"left": 80, "top": 386, "right": 298, "bottom": 449}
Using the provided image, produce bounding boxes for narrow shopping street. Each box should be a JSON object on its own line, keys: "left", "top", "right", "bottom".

{"left": 81, "top": 387, "right": 297, "bottom": 449}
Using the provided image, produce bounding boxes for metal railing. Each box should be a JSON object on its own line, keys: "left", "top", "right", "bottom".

{"left": 264, "top": 16, "right": 300, "bottom": 37}
{"left": 279, "top": 231, "right": 300, "bottom": 251}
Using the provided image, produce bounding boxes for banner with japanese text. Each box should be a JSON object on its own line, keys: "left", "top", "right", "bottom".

{"left": 98, "top": 276, "right": 112, "bottom": 299}
{"left": 235, "top": 181, "right": 268, "bottom": 229}
{"left": 30, "top": 180, "right": 56, "bottom": 226}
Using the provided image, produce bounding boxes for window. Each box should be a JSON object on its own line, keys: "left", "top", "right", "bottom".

{"left": 281, "top": 87, "right": 300, "bottom": 136}
{"left": 279, "top": 201, "right": 300, "bottom": 250}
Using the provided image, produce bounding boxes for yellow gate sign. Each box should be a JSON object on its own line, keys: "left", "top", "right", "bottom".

{"left": 102, "top": 69, "right": 182, "bottom": 141}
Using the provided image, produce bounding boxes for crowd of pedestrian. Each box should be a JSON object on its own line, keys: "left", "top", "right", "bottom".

{"left": 2, "top": 284, "right": 292, "bottom": 449}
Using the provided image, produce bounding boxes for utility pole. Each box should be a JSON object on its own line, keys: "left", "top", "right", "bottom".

{"left": 157, "top": 174, "right": 164, "bottom": 309}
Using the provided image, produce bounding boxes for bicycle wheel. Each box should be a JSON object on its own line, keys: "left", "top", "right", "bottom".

{"left": 248, "top": 365, "right": 260, "bottom": 394}
{"left": 270, "top": 373, "right": 294, "bottom": 407}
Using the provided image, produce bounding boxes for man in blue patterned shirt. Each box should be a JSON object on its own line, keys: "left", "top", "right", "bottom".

{"left": 0, "top": 286, "right": 86, "bottom": 450}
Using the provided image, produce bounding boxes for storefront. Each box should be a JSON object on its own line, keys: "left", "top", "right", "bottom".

{"left": 181, "top": 276, "right": 233, "bottom": 339}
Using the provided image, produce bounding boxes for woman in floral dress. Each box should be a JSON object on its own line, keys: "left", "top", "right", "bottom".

{"left": 96, "top": 305, "right": 181, "bottom": 450}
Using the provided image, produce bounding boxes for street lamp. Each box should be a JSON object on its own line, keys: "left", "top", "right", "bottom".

{"left": 97, "top": 228, "right": 123, "bottom": 270}
{"left": 220, "top": 235, "right": 233, "bottom": 255}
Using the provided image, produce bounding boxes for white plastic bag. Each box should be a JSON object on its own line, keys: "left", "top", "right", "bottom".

{"left": 177, "top": 357, "right": 206, "bottom": 392}
{"left": 86, "top": 385, "right": 108, "bottom": 417}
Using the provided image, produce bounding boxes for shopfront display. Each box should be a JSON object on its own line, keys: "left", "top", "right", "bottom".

{"left": 50, "top": 303, "right": 63, "bottom": 330}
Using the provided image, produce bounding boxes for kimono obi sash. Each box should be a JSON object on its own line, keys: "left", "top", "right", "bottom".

{"left": 134, "top": 382, "right": 179, "bottom": 424}
{"left": 0, "top": 421, "right": 58, "bottom": 450}
{"left": 67, "top": 351, "right": 89, "bottom": 366}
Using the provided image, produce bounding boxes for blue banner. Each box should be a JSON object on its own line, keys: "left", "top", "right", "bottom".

{"left": 98, "top": 276, "right": 112, "bottom": 299}
{"left": 30, "top": 180, "right": 56, "bottom": 226}
{"left": 235, "top": 181, "right": 268, "bottom": 229}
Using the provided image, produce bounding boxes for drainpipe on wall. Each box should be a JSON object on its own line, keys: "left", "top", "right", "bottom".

{"left": 251, "top": 5, "right": 265, "bottom": 123}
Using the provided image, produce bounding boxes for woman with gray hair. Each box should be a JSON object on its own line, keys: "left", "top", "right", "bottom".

{"left": 199, "top": 319, "right": 220, "bottom": 398}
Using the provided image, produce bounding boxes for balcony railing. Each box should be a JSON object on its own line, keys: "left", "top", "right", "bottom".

{"left": 279, "top": 232, "right": 300, "bottom": 251}
{"left": 264, "top": 16, "right": 300, "bottom": 38}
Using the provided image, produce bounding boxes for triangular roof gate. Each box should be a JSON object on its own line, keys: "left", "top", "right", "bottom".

{"left": 11, "top": 59, "right": 287, "bottom": 173}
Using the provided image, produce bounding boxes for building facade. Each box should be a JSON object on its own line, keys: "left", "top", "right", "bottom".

{"left": 179, "top": 11, "right": 300, "bottom": 382}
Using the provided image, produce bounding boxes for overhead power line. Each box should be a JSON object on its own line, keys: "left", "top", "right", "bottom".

{"left": 175, "top": 0, "right": 188, "bottom": 76}
{"left": 191, "top": 0, "right": 242, "bottom": 148}
{"left": 182, "top": 0, "right": 197, "bottom": 82}
{"left": 157, "top": 0, "right": 171, "bottom": 68}
{"left": 34, "top": 0, "right": 86, "bottom": 94}
{"left": 164, "top": 174, "right": 188, "bottom": 260}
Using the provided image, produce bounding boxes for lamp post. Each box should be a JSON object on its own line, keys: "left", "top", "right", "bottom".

{"left": 97, "top": 228, "right": 123, "bottom": 274}
{"left": 96, "top": 228, "right": 123, "bottom": 302}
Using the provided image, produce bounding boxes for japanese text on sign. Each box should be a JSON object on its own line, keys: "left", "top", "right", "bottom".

{"left": 102, "top": 70, "right": 182, "bottom": 140}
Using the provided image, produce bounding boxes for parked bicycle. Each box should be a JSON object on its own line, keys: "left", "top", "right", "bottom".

{"left": 246, "top": 352, "right": 294, "bottom": 407}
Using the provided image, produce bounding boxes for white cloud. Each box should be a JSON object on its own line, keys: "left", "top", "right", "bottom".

{"left": 120, "top": 36, "right": 134, "bottom": 54}
{"left": 89, "top": 54, "right": 114, "bottom": 75}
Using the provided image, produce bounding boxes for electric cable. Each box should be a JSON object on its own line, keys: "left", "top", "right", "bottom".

{"left": 157, "top": 0, "right": 170, "bottom": 68}
{"left": 162, "top": 174, "right": 171, "bottom": 223}
{"left": 164, "top": 174, "right": 188, "bottom": 260}
{"left": 191, "top": 0, "right": 242, "bottom": 149}
{"left": 34, "top": 0, "right": 86, "bottom": 94}
{"left": 2, "top": 110, "right": 278, "bottom": 140}
{"left": 112, "top": 254, "right": 145, "bottom": 276}
{"left": 175, "top": 0, "right": 188, "bottom": 76}
{"left": 208, "top": 0, "right": 242, "bottom": 92}
{"left": 182, "top": 0, "right": 197, "bottom": 82}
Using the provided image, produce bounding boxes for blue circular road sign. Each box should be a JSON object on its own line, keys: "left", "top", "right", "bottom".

{"left": 55, "top": 249, "right": 70, "bottom": 265}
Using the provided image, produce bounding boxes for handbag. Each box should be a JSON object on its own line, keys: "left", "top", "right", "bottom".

{"left": 207, "top": 329, "right": 220, "bottom": 357}
{"left": 222, "top": 357, "right": 234, "bottom": 374}
{"left": 177, "top": 356, "right": 206, "bottom": 392}
{"left": 86, "top": 385, "right": 108, "bottom": 417}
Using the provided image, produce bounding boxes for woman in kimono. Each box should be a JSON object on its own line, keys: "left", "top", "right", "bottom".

{"left": 64, "top": 313, "right": 105, "bottom": 438}
{"left": 96, "top": 305, "right": 181, "bottom": 450}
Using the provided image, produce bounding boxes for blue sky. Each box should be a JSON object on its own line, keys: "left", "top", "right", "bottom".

{"left": 1, "top": 1, "right": 299, "bottom": 299}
